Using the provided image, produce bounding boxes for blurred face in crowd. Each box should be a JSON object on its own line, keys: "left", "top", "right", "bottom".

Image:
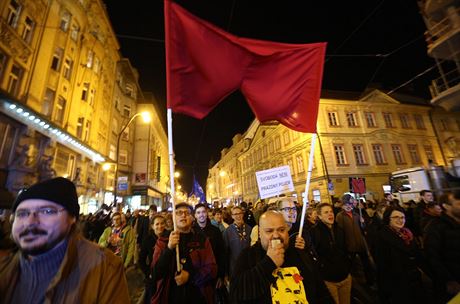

{"left": 279, "top": 199, "right": 297, "bottom": 227}
{"left": 12, "top": 199, "right": 75, "bottom": 256}
{"left": 152, "top": 216, "right": 166, "bottom": 237}
{"left": 342, "top": 202, "right": 353, "bottom": 212}
{"left": 445, "top": 194, "right": 460, "bottom": 221}
{"left": 389, "top": 210, "right": 406, "bottom": 230}
{"left": 112, "top": 214, "right": 122, "bottom": 228}
{"left": 318, "top": 205, "right": 335, "bottom": 226}
{"left": 214, "top": 212, "right": 223, "bottom": 223}
{"left": 232, "top": 207, "right": 245, "bottom": 226}
{"left": 307, "top": 210, "right": 318, "bottom": 225}
{"left": 195, "top": 206, "right": 208, "bottom": 227}
{"left": 259, "top": 211, "right": 289, "bottom": 251}
{"left": 384, "top": 193, "right": 392, "bottom": 203}
{"left": 207, "top": 210, "right": 213, "bottom": 221}
{"left": 421, "top": 192, "right": 434, "bottom": 203}
{"left": 175, "top": 206, "right": 192, "bottom": 232}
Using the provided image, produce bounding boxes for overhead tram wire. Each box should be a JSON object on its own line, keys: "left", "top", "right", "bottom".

{"left": 326, "top": 0, "right": 386, "bottom": 62}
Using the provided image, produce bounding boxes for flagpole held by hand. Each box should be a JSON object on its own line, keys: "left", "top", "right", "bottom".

{"left": 299, "top": 133, "right": 317, "bottom": 235}
{"left": 167, "top": 108, "right": 181, "bottom": 272}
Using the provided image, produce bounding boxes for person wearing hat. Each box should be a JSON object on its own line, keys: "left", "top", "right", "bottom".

{"left": 150, "top": 202, "right": 217, "bottom": 304}
{"left": 0, "top": 177, "right": 129, "bottom": 303}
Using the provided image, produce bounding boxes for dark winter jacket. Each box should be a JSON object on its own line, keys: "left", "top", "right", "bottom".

{"left": 424, "top": 213, "right": 460, "bottom": 299}
{"left": 151, "top": 230, "right": 217, "bottom": 304}
{"left": 229, "top": 242, "right": 334, "bottom": 304}
{"left": 375, "top": 225, "right": 427, "bottom": 304}
{"left": 193, "top": 220, "right": 226, "bottom": 279}
{"left": 310, "top": 221, "right": 351, "bottom": 282}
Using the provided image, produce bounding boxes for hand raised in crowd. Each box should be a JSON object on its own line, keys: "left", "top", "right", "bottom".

{"left": 168, "top": 230, "right": 180, "bottom": 250}
{"left": 294, "top": 235, "right": 305, "bottom": 250}
{"left": 267, "top": 239, "right": 285, "bottom": 268}
{"left": 175, "top": 269, "right": 190, "bottom": 286}
{"left": 216, "top": 277, "right": 224, "bottom": 289}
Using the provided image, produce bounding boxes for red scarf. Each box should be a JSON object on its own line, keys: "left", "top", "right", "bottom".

{"left": 390, "top": 226, "right": 413, "bottom": 245}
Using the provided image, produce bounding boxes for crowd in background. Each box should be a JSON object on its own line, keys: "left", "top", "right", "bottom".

{"left": 1, "top": 186, "right": 460, "bottom": 304}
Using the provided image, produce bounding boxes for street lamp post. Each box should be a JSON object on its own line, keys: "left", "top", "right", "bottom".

{"left": 113, "top": 111, "right": 151, "bottom": 207}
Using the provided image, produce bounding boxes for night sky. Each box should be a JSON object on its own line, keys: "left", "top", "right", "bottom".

{"left": 104, "top": 0, "right": 435, "bottom": 193}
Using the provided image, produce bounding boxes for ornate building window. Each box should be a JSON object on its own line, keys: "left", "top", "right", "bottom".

{"left": 54, "top": 96, "right": 66, "bottom": 123}
{"left": 275, "top": 136, "right": 281, "bottom": 150}
{"left": 70, "top": 23, "right": 80, "bottom": 41}
{"left": 414, "top": 114, "right": 426, "bottom": 129}
{"left": 60, "top": 11, "right": 71, "bottom": 32}
{"left": 399, "top": 114, "right": 411, "bottom": 129}
{"left": 296, "top": 154, "right": 304, "bottom": 173}
{"left": 328, "top": 112, "right": 339, "bottom": 126}
{"left": 391, "top": 144, "right": 405, "bottom": 164}
{"left": 7, "top": 0, "right": 21, "bottom": 28}
{"left": 51, "top": 48, "right": 63, "bottom": 71}
{"left": 81, "top": 82, "right": 89, "bottom": 101}
{"left": 21, "top": 16, "right": 34, "bottom": 43}
{"left": 353, "top": 144, "right": 367, "bottom": 165}
{"left": 334, "top": 144, "right": 347, "bottom": 165}
{"left": 372, "top": 144, "right": 386, "bottom": 165}
{"left": 7, "top": 64, "right": 23, "bottom": 96}
{"left": 365, "top": 112, "right": 377, "bottom": 128}
{"left": 283, "top": 130, "right": 290, "bottom": 145}
{"left": 346, "top": 112, "right": 358, "bottom": 127}
{"left": 408, "top": 144, "right": 421, "bottom": 164}
{"left": 76, "top": 117, "right": 84, "bottom": 139}
{"left": 383, "top": 113, "right": 394, "bottom": 128}
{"left": 63, "top": 57, "right": 73, "bottom": 80}
{"left": 84, "top": 120, "right": 91, "bottom": 142}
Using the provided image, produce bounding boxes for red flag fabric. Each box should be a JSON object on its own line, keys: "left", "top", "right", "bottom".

{"left": 165, "top": 1, "right": 327, "bottom": 133}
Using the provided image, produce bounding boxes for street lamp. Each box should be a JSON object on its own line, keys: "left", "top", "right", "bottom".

{"left": 113, "top": 111, "right": 151, "bottom": 206}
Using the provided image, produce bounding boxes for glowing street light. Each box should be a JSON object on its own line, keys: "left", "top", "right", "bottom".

{"left": 113, "top": 111, "right": 152, "bottom": 205}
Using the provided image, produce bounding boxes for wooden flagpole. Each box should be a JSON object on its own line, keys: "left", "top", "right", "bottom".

{"left": 167, "top": 108, "right": 181, "bottom": 271}
{"left": 298, "top": 133, "right": 317, "bottom": 234}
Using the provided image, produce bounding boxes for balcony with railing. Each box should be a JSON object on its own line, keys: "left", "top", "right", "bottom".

{"left": 430, "top": 66, "right": 460, "bottom": 111}
{"left": 424, "top": 6, "right": 460, "bottom": 59}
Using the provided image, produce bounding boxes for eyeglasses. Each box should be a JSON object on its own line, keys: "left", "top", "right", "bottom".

{"left": 15, "top": 207, "right": 66, "bottom": 220}
{"left": 232, "top": 212, "right": 244, "bottom": 216}
{"left": 175, "top": 210, "right": 191, "bottom": 217}
{"left": 280, "top": 207, "right": 297, "bottom": 213}
{"left": 390, "top": 216, "right": 405, "bottom": 220}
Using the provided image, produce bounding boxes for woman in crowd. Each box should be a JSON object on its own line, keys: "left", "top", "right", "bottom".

{"left": 375, "top": 206, "right": 428, "bottom": 304}
{"left": 139, "top": 214, "right": 168, "bottom": 304}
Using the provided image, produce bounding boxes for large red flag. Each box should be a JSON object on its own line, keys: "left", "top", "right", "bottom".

{"left": 165, "top": 1, "right": 326, "bottom": 133}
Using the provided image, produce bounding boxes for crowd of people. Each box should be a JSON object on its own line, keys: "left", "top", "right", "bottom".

{"left": 0, "top": 177, "right": 460, "bottom": 304}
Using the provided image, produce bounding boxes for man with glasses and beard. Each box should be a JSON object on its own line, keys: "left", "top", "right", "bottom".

{"left": 230, "top": 210, "right": 333, "bottom": 304}
{"left": 0, "top": 177, "right": 129, "bottom": 303}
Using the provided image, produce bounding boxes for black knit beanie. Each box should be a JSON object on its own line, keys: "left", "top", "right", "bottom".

{"left": 13, "top": 177, "right": 80, "bottom": 219}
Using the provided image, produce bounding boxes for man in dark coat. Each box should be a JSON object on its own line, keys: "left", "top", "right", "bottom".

{"left": 413, "top": 190, "right": 433, "bottom": 237}
{"left": 424, "top": 190, "right": 460, "bottom": 303}
{"left": 193, "top": 203, "right": 227, "bottom": 292}
{"left": 230, "top": 210, "right": 333, "bottom": 304}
